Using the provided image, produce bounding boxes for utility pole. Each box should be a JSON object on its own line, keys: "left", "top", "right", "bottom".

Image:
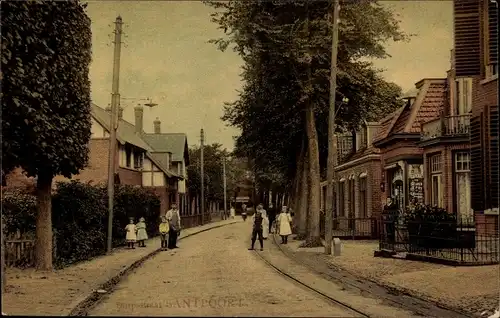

{"left": 223, "top": 153, "right": 227, "bottom": 220}
{"left": 325, "top": 0, "right": 340, "bottom": 255}
{"left": 200, "top": 129, "right": 205, "bottom": 225}
{"left": 106, "top": 16, "right": 123, "bottom": 254}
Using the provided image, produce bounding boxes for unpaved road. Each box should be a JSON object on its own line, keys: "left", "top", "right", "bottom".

{"left": 88, "top": 222, "right": 417, "bottom": 317}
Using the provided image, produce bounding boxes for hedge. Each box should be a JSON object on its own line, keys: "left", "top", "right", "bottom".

{"left": 2, "top": 181, "right": 161, "bottom": 268}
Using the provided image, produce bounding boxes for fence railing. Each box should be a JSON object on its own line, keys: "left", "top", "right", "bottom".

{"left": 378, "top": 216, "right": 499, "bottom": 265}
{"left": 180, "top": 213, "right": 212, "bottom": 229}
{"left": 421, "top": 114, "right": 471, "bottom": 141}
{"left": 320, "top": 213, "right": 378, "bottom": 240}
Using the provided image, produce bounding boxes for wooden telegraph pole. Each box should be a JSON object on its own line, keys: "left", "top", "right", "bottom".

{"left": 106, "top": 16, "right": 123, "bottom": 254}
{"left": 325, "top": 0, "right": 341, "bottom": 255}
{"left": 223, "top": 154, "right": 227, "bottom": 220}
{"left": 200, "top": 129, "right": 205, "bottom": 225}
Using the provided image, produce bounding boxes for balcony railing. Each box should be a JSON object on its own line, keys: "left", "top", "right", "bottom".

{"left": 421, "top": 114, "right": 471, "bottom": 141}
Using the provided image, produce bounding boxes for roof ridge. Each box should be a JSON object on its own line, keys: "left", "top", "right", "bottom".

{"left": 403, "top": 80, "right": 432, "bottom": 133}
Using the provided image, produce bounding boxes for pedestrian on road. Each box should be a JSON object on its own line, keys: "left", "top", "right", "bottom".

{"left": 277, "top": 206, "right": 292, "bottom": 244}
{"left": 249, "top": 206, "right": 264, "bottom": 251}
{"left": 230, "top": 206, "right": 236, "bottom": 219}
{"left": 166, "top": 203, "right": 181, "bottom": 249}
{"left": 125, "top": 218, "right": 137, "bottom": 249}
{"left": 241, "top": 203, "right": 247, "bottom": 221}
{"left": 267, "top": 203, "right": 277, "bottom": 234}
{"left": 257, "top": 204, "right": 269, "bottom": 240}
{"left": 159, "top": 216, "right": 169, "bottom": 251}
{"left": 136, "top": 217, "right": 148, "bottom": 247}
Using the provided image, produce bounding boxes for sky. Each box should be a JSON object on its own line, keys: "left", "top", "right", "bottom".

{"left": 86, "top": 1, "right": 453, "bottom": 151}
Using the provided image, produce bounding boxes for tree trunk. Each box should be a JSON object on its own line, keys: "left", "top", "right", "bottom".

{"left": 297, "top": 147, "right": 309, "bottom": 240}
{"left": 304, "top": 101, "right": 322, "bottom": 247}
{"left": 35, "top": 172, "right": 53, "bottom": 271}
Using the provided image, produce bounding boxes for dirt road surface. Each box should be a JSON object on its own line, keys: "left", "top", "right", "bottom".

{"left": 88, "top": 222, "right": 417, "bottom": 317}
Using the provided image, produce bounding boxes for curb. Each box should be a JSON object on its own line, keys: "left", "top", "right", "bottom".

{"left": 65, "top": 220, "right": 239, "bottom": 316}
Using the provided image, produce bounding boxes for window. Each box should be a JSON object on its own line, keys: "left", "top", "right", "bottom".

{"left": 133, "top": 151, "right": 143, "bottom": 169}
{"left": 455, "top": 152, "right": 472, "bottom": 223}
{"left": 429, "top": 154, "right": 443, "bottom": 207}
{"left": 359, "top": 177, "right": 367, "bottom": 218}
{"left": 338, "top": 181, "right": 345, "bottom": 217}
{"left": 125, "top": 146, "right": 132, "bottom": 168}
{"left": 455, "top": 78, "right": 472, "bottom": 115}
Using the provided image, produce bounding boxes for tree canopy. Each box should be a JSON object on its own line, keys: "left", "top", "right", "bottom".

{"left": 187, "top": 143, "right": 247, "bottom": 205}
{"left": 1, "top": 0, "right": 92, "bottom": 270}
{"left": 206, "top": 0, "right": 407, "bottom": 185}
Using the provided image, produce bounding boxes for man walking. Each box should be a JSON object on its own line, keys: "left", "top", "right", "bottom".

{"left": 166, "top": 203, "right": 181, "bottom": 249}
{"left": 248, "top": 205, "right": 264, "bottom": 251}
{"left": 267, "top": 203, "right": 277, "bottom": 233}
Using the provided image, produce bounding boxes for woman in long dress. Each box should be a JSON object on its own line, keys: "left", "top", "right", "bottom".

{"left": 277, "top": 206, "right": 292, "bottom": 244}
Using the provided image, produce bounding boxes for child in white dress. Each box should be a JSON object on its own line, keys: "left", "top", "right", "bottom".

{"left": 136, "top": 217, "right": 148, "bottom": 247}
{"left": 125, "top": 218, "right": 137, "bottom": 249}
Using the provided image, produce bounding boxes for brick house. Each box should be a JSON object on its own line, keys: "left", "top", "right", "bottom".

{"left": 4, "top": 103, "right": 186, "bottom": 216}
{"left": 319, "top": 122, "right": 383, "bottom": 237}
{"left": 418, "top": 50, "right": 473, "bottom": 223}
{"left": 141, "top": 127, "right": 190, "bottom": 215}
{"left": 373, "top": 78, "right": 447, "bottom": 213}
{"left": 453, "top": 0, "right": 498, "bottom": 231}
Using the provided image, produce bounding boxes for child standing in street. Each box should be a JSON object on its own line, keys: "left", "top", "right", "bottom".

{"left": 125, "top": 218, "right": 137, "bottom": 249}
{"left": 136, "top": 217, "right": 148, "bottom": 247}
{"left": 159, "top": 216, "right": 169, "bottom": 251}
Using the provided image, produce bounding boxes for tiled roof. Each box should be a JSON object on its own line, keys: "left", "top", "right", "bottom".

{"left": 373, "top": 78, "right": 446, "bottom": 141}
{"left": 91, "top": 104, "right": 180, "bottom": 179}
{"left": 142, "top": 133, "right": 188, "bottom": 163}
{"left": 92, "top": 104, "right": 153, "bottom": 151}
{"left": 372, "top": 106, "right": 405, "bottom": 142}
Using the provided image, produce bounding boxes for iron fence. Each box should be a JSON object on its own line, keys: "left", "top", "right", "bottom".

{"left": 378, "top": 215, "right": 499, "bottom": 265}
{"left": 320, "top": 211, "right": 378, "bottom": 239}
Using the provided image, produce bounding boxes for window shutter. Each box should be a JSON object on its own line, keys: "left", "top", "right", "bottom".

{"left": 454, "top": 0, "right": 481, "bottom": 76}
{"left": 488, "top": 1, "right": 498, "bottom": 64}
{"left": 487, "top": 105, "right": 499, "bottom": 209}
{"left": 470, "top": 115, "right": 484, "bottom": 211}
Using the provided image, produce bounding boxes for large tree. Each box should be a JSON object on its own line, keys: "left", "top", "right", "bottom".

{"left": 187, "top": 143, "right": 248, "bottom": 210}
{"left": 206, "top": 0, "right": 407, "bottom": 244}
{"left": 1, "top": 0, "right": 92, "bottom": 270}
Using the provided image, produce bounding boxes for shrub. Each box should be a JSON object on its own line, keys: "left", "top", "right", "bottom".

{"left": 52, "top": 181, "right": 108, "bottom": 267}
{"left": 2, "top": 189, "right": 37, "bottom": 238}
{"left": 2, "top": 181, "right": 162, "bottom": 268}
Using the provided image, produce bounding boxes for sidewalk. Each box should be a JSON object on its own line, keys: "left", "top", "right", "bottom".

{"left": 2, "top": 219, "right": 239, "bottom": 316}
{"left": 284, "top": 239, "right": 499, "bottom": 317}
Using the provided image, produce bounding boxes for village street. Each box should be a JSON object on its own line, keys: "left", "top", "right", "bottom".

{"left": 89, "top": 222, "right": 424, "bottom": 317}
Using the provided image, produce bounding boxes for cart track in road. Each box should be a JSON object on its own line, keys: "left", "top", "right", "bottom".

{"left": 253, "top": 246, "right": 371, "bottom": 317}
{"left": 270, "top": 234, "right": 471, "bottom": 318}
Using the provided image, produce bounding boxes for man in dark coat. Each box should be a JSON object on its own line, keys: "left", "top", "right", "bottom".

{"left": 267, "top": 203, "right": 277, "bottom": 233}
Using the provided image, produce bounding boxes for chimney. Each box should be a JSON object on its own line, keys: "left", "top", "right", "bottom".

{"left": 118, "top": 107, "right": 124, "bottom": 120}
{"left": 134, "top": 105, "right": 143, "bottom": 134}
{"left": 154, "top": 117, "right": 161, "bottom": 134}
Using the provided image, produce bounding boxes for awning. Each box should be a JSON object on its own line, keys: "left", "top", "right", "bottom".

{"left": 339, "top": 177, "right": 346, "bottom": 182}
{"left": 359, "top": 172, "right": 367, "bottom": 178}
{"left": 349, "top": 174, "right": 355, "bottom": 180}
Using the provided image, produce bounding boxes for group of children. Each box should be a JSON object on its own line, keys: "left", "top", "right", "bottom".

{"left": 123, "top": 215, "right": 173, "bottom": 250}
